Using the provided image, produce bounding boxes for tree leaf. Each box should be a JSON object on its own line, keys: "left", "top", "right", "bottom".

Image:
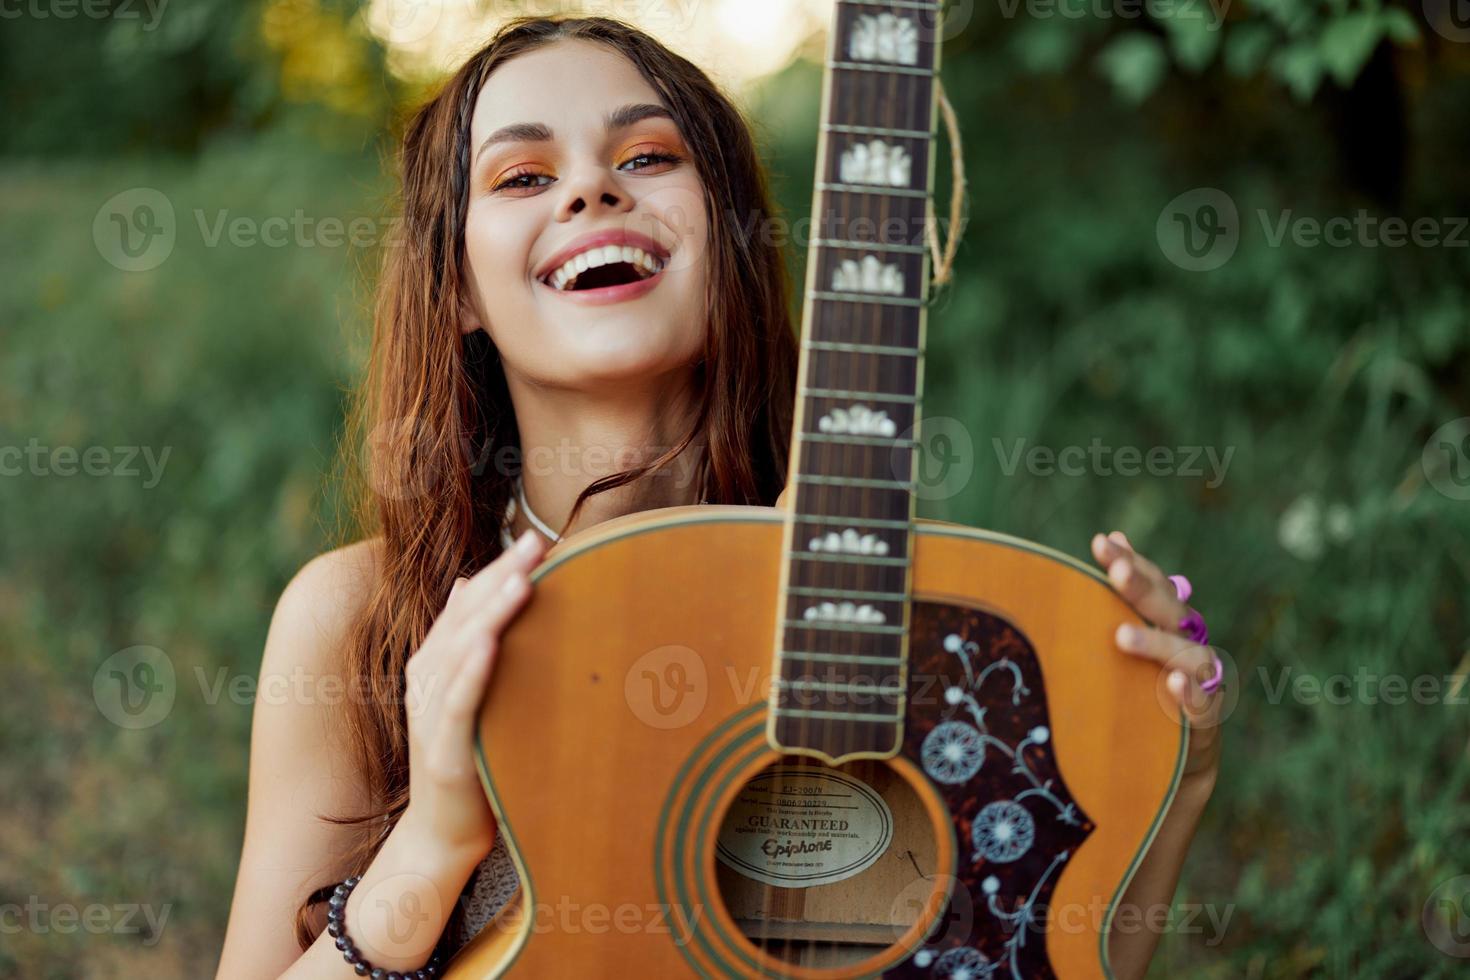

{"left": 1225, "top": 22, "right": 1276, "bottom": 78}
{"left": 1318, "top": 12, "right": 1384, "bottom": 87}
{"left": 1271, "top": 41, "right": 1324, "bottom": 101}
{"left": 1379, "top": 8, "right": 1422, "bottom": 44}
{"left": 1095, "top": 33, "right": 1169, "bottom": 105}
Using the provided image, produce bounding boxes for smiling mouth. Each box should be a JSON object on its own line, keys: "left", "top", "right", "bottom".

{"left": 540, "top": 245, "right": 666, "bottom": 292}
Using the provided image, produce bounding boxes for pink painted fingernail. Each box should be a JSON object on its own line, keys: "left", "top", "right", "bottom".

{"left": 1116, "top": 624, "right": 1146, "bottom": 651}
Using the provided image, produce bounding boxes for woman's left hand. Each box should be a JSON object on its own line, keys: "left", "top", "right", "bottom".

{"left": 1091, "top": 530, "right": 1223, "bottom": 785}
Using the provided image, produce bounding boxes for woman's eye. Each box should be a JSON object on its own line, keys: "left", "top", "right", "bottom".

{"left": 619, "top": 151, "right": 681, "bottom": 173}
{"left": 492, "top": 170, "right": 553, "bottom": 194}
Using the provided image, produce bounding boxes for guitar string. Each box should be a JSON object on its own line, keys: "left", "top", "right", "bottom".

{"left": 782, "top": 1, "right": 930, "bottom": 966}
{"left": 757, "top": 2, "right": 937, "bottom": 966}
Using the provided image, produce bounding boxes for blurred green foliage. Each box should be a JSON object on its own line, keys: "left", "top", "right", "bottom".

{"left": 2, "top": 1, "right": 1467, "bottom": 977}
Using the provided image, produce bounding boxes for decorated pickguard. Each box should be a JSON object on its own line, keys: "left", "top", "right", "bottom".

{"left": 887, "top": 601, "right": 1095, "bottom": 980}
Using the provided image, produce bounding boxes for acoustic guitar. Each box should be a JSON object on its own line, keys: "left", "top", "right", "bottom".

{"left": 447, "top": 2, "right": 1186, "bottom": 976}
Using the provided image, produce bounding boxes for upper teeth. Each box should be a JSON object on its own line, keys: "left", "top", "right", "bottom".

{"left": 546, "top": 244, "right": 664, "bottom": 290}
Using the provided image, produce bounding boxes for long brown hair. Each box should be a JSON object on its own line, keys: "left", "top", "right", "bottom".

{"left": 296, "top": 16, "right": 798, "bottom": 948}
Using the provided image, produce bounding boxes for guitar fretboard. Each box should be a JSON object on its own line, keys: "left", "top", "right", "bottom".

{"left": 771, "top": 0, "right": 943, "bottom": 762}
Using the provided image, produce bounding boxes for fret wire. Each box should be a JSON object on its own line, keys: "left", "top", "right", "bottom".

{"left": 791, "top": 514, "right": 913, "bottom": 529}
{"left": 840, "top": 0, "right": 942, "bottom": 9}
{"left": 811, "top": 237, "right": 927, "bottom": 254}
{"left": 772, "top": 707, "right": 904, "bottom": 722}
{"left": 781, "top": 651, "right": 904, "bottom": 665}
{"left": 784, "top": 619, "right": 908, "bottom": 635}
{"left": 785, "top": 585, "right": 910, "bottom": 601}
{"left": 800, "top": 432, "right": 917, "bottom": 447}
{"left": 823, "top": 122, "right": 933, "bottom": 141}
{"left": 817, "top": 181, "right": 930, "bottom": 200}
{"left": 774, "top": 679, "right": 904, "bottom": 695}
{"left": 799, "top": 386, "right": 920, "bottom": 403}
{"left": 839, "top": 0, "right": 941, "bottom": 10}
{"left": 793, "top": 552, "right": 909, "bottom": 567}
{"left": 804, "top": 339, "right": 921, "bottom": 356}
{"left": 776, "top": 708, "right": 899, "bottom": 725}
{"left": 799, "top": 474, "right": 914, "bottom": 489}
{"left": 828, "top": 60, "right": 936, "bottom": 78}
{"left": 809, "top": 292, "right": 924, "bottom": 309}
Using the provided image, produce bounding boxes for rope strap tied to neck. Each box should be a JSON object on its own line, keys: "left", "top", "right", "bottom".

{"left": 926, "top": 79, "right": 967, "bottom": 288}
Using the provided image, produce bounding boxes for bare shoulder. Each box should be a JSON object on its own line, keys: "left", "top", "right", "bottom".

{"left": 264, "top": 538, "right": 382, "bottom": 675}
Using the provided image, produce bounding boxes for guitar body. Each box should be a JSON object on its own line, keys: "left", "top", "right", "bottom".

{"left": 448, "top": 506, "right": 1186, "bottom": 979}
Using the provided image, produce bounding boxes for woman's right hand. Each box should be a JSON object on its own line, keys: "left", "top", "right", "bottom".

{"left": 400, "top": 529, "right": 547, "bottom": 863}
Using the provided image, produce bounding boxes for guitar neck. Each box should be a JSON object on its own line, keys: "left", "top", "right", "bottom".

{"left": 772, "top": 0, "right": 945, "bottom": 763}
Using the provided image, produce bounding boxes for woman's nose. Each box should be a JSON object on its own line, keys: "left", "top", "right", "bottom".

{"left": 554, "top": 166, "right": 631, "bottom": 221}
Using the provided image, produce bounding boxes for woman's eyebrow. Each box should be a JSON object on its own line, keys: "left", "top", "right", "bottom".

{"left": 474, "top": 104, "right": 674, "bottom": 165}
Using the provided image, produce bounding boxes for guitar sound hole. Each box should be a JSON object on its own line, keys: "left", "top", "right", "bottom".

{"left": 712, "top": 756, "right": 943, "bottom": 969}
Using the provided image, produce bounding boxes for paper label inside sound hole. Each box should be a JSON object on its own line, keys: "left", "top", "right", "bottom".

{"left": 715, "top": 767, "right": 894, "bottom": 888}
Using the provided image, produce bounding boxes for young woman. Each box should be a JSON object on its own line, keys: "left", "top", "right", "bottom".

{"left": 217, "top": 16, "right": 1222, "bottom": 979}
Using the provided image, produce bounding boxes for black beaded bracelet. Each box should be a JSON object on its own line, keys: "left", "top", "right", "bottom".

{"left": 327, "top": 876, "right": 442, "bottom": 979}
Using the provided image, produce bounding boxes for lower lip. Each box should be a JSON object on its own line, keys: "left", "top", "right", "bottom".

{"left": 538, "top": 266, "right": 665, "bottom": 306}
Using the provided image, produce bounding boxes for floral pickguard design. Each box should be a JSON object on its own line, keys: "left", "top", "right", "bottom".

{"left": 886, "top": 602, "right": 1095, "bottom": 980}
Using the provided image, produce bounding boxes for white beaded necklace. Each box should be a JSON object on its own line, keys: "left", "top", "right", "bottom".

{"left": 498, "top": 477, "right": 708, "bottom": 550}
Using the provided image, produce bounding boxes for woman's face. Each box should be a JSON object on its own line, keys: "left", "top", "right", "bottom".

{"left": 461, "top": 39, "right": 709, "bottom": 388}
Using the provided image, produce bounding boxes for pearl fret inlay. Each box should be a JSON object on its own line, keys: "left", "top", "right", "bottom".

{"left": 802, "top": 601, "right": 888, "bottom": 624}
{"left": 848, "top": 13, "right": 920, "bottom": 66}
{"left": 817, "top": 403, "right": 897, "bottom": 437}
{"left": 839, "top": 139, "right": 912, "bottom": 187}
{"left": 809, "top": 528, "right": 891, "bottom": 556}
{"left": 833, "top": 255, "right": 905, "bottom": 295}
